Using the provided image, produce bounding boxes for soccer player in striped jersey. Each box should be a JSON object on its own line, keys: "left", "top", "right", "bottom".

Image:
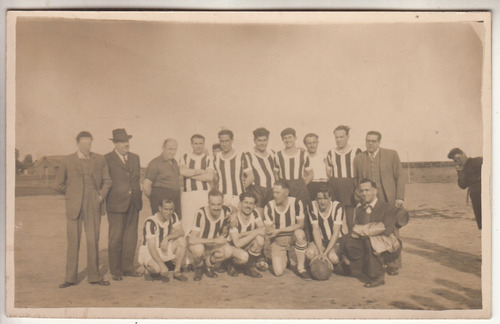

{"left": 227, "top": 192, "right": 268, "bottom": 278}
{"left": 264, "top": 180, "right": 311, "bottom": 280}
{"left": 188, "top": 189, "right": 234, "bottom": 281}
{"left": 179, "top": 134, "right": 215, "bottom": 234}
{"left": 274, "top": 128, "right": 314, "bottom": 205}
{"left": 306, "top": 185, "right": 350, "bottom": 275}
{"left": 326, "top": 125, "right": 362, "bottom": 234}
{"left": 245, "top": 127, "right": 277, "bottom": 217}
{"left": 214, "top": 129, "right": 254, "bottom": 208}
{"left": 138, "top": 199, "right": 188, "bottom": 282}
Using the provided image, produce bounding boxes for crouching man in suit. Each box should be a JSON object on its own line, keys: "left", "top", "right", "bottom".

{"left": 105, "top": 129, "right": 143, "bottom": 281}
{"left": 55, "top": 131, "right": 113, "bottom": 288}
{"left": 341, "top": 179, "right": 401, "bottom": 288}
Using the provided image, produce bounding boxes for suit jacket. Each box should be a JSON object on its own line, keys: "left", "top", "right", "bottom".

{"left": 54, "top": 152, "right": 113, "bottom": 220}
{"left": 353, "top": 148, "right": 405, "bottom": 203}
{"left": 104, "top": 151, "right": 142, "bottom": 213}
{"left": 354, "top": 199, "right": 398, "bottom": 237}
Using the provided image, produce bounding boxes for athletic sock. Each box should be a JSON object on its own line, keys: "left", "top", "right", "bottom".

{"left": 295, "top": 242, "right": 308, "bottom": 272}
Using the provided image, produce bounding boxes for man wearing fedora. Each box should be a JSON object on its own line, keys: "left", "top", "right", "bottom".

{"left": 105, "top": 129, "right": 143, "bottom": 281}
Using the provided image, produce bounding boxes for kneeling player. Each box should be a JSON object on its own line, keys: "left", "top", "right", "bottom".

{"left": 188, "top": 189, "right": 234, "bottom": 281}
{"left": 264, "top": 180, "right": 311, "bottom": 280}
{"left": 227, "top": 192, "right": 269, "bottom": 278}
{"left": 306, "top": 186, "right": 349, "bottom": 275}
{"left": 138, "top": 199, "right": 188, "bottom": 282}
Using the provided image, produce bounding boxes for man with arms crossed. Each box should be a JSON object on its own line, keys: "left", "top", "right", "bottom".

{"left": 245, "top": 127, "right": 277, "bottom": 217}
{"left": 326, "top": 125, "right": 362, "bottom": 234}
{"left": 341, "top": 179, "right": 401, "bottom": 288}
{"left": 179, "top": 134, "right": 215, "bottom": 234}
{"left": 264, "top": 180, "right": 311, "bottom": 280}
{"left": 227, "top": 192, "right": 269, "bottom": 278}
{"left": 189, "top": 189, "right": 234, "bottom": 281}
{"left": 56, "top": 131, "right": 112, "bottom": 288}
{"left": 214, "top": 129, "right": 254, "bottom": 208}
{"left": 353, "top": 130, "right": 405, "bottom": 276}
{"left": 138, "top": 199, "right": 188, "bottom": 282}
{"left": 105, "top": 128, "right": 143, "bottom": 281}
{"left": 306, "top": 184, "right": 350, "bottom": 274}
{"left": 143, "top": 139, "right": 182, "bottom": 217}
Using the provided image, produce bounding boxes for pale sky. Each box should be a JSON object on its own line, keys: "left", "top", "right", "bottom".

{"left": 15, "top": 17, "right": 485, "bottom": 165}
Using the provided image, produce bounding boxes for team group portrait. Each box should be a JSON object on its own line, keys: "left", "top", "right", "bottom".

{"left": 8, "top": 11, "right": 489, "bottom": 319}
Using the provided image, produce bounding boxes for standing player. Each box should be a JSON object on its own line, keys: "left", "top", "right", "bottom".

{"left": 179, "top": 134, "right": 215, "bottom": 234}
{"left": 326, "top": 125, "right": 362, "bottom": 234}
{"left": 306, "top": 185, "right": 350, "bottom": 274}
{"left": 274, "top": 128, "right": 314, "bottom": 205}
{"left": 245, "top": 127, "right": 277, "bottom": 217}
{"left": 214, "top": 129, "right": 253, "bottom": 208}
{"left": 188, "top": 189, "right": 234, "bottom": 281}
{"left": 303, "top": 133, "right": 329, "bottom": 201}
{"left": 138, "top": 199, "right": 188, "bottom": 282}
{"left": 227, "top": 192, "right": 269, "bottom": 278}
{"left": 264, "top": 180, "right": 310, "bottom": 280}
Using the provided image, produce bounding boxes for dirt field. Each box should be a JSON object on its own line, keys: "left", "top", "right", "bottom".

{"left": 12, "top": 180, "right": 483, "bottom": 313}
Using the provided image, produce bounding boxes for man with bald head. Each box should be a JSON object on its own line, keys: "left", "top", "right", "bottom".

{"left": 144, "top": 139, "right": 182, "bottom": 217}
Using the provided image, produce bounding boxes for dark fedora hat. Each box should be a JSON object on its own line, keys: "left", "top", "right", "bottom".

{"left": 110, "top": 128, "right": 132, "bottom": 142}
{"left": 395, "top": 208, "right": 410, "bottom": 228}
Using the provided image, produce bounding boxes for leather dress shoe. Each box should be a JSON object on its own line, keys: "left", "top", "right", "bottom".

{"left": 112, "top": 275, "right": 123, "bottom": 281}
{"left": 364, "top": 278, "right": 385, "bottom": 288}
{"left": 173, "top": 271, "right": 188, "bottom": 282}
{"left": 59, "top": 281, "right": 76, "bottom": 289}
{"left": 90, "top": 280, "right": 110, "bottom": 286}
{"left": 123, "top": 271, "right": 142, "bottom": 277}
{"left": 386, "top": 267, "right": 399, "bottom": 276}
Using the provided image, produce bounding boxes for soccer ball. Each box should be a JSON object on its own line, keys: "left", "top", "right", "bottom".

{"left": 310, "top": 258, "right": 332, "bottom": 281}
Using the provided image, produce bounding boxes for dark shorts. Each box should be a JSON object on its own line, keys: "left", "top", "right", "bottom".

{"left": 246, "top": 185, "right": 273, "bottom": 208}
{"left": 286, "top": 179, "right": 310, "bottom": 205}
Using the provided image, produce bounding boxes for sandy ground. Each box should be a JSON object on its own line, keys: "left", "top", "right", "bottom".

{"left": 12, "top": 182, "right": 482, "bottom": 311}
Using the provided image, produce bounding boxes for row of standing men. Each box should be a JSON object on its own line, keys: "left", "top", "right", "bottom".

{"left": 55, "top": 125, "right": 406, "bottom": 287}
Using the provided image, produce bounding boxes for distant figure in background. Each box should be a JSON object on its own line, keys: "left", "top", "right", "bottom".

{"left": 326, "top": 125, "right": 362, "bottom": 234}
{"left": 143, "top": 139, "right": 182, "bottom": 216}
{"left": 212, "top": 143, "right": 222, "bottom": 156}
{"left": 179, "top": 134, "right": 215, "bottom": 234}
{"left": 105, "top": 129, "right": 143, "bottom": 281}
{"left": 55, "top": 131, "right": 112, "bottom": 288}
{"left": 448, "top": 148, "right": 483, "bottom": 230}
{"left": 353, "top": 130, "right": 405, "bottom": 276}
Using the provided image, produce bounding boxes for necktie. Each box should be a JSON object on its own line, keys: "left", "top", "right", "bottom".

{"left": 122, "top": 154, "right": 128, "bottom": 163}
{"left": 363, "top": 204, "right": 372, "bottom": 214}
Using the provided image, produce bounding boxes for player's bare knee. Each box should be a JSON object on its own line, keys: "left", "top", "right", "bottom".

{"left": 223, "top": 245, "right": 233, "bottom": 259}
{"left": 305, "top": 246, "right": 317, "bottom": 260}
{"left": 235, "top": 251, "right": 249, "bottom": 264}
{"left": 190, "top": 244, "right": 205, "bottom": 258}
{"left": 294, "top": 229, "right": 306, "bottom": 244}
{"left": 254, "top": 235, "right": 265, "bottom": 248}
{"left": 177, "top": 237, "right": 187, "bottom": 248}
{"left": 146, "top": 260, "right": 160, "bottom": 274}
{"left": 328, "top": 251, "right": 340, "bottom": 264}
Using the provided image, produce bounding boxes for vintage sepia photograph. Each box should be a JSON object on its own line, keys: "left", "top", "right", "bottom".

{"left": 5, "top": 10, "right": 491, "bottom": 319}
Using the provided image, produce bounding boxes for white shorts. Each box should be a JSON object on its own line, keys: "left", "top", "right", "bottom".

{"left": 138, "top": 240, "right": 177, "bottom": 266}
{"left": 181, "top": 190, "right": 209, "bottom": 235}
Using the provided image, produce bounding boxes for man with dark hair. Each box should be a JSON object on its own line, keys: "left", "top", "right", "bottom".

{"left": 214, "top": 129, "right": 253, "bottom": 208}
{"left": 55, "top": 131, "right": 113, "bottom": 288}
{"left": 353, "top": 130, "right": 405, "bottom": 275}
{"left": 105, "top": 129, "right": 143, "bottom": 281}
{"left": 306, "top": 185, "right": 348, "bottom": 274}
{"left": 245, "top": 127, "right": 277, "bottom": 217}
{"left": 326, "top": 125, "right": 362, "bottom": 234}
{"left": 188, "top": 189, "right": 234, "bottom": 281}
{"left": 341, "top": 179, "right": 401, "bottom": 288}
{"left": 179, "top": 134, "right": 215, "bottom": 234}
{"left": 274, "top": 127, "right": 313, "bottom": 205}
{"left": 264, "top": 180, "right": 310, "bottom": 280}
{"left": 143, "top": 138, "right": 182, "bottom": 216}
{"left": 303, "top": 133, "right": 328, "bottom": 201}
{"left": 138, "top": 199, "right": 188, "bottom": 282}
{"left": 448, "top": 148, "right": 483, "bottom": 229}
{"left": 226, "top": 191, "right": 268, "bottom": 278}
{"left": 212, "top": 143, "right": 222, "bottom": 156}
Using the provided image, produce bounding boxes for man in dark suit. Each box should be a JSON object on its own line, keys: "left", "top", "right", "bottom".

{"left": 55, "top": 131, "right": 113, "bottom": 288}
{"left": 105, "top": 129, "right": 143, "bottom": 281}
{"left": 353, "top": 130, "right": 405, "bottom": 275}
{"left": 341, "top": 179, "right": 401, "bottom": 288}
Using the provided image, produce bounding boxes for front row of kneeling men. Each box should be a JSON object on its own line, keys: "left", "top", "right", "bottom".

{"left": 140, "top": 178, "right": 402, "bottom": 288}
